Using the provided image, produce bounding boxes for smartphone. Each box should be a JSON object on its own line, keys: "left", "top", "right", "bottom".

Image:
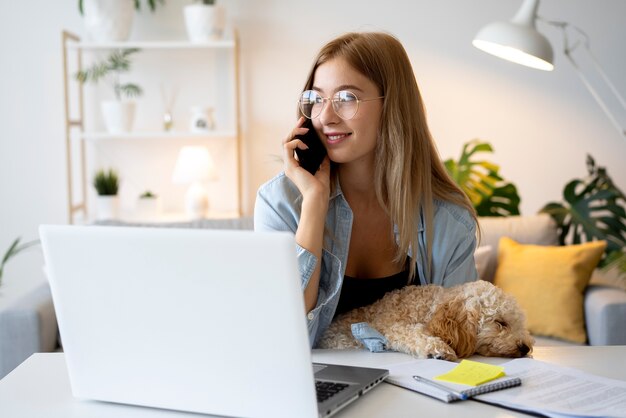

{"left": 295, "top": 118, "right": 327, "bottom": 175}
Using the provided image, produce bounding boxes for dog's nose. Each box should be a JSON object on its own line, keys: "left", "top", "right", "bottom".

{"left": 518, "top": 343, "right": 530, "bottom": 356}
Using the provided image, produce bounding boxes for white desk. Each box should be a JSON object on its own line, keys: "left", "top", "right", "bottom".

{"left": 1, "top": 346, "right": 624, "bottom": 418}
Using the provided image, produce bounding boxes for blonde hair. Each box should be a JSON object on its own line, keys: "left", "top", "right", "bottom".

{"left": 302, "top": 32, "right": 476, "bottom": 282}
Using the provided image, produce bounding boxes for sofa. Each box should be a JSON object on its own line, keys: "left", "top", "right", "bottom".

{"left": 476, "top": 214, "right": 626, "bottom": 347}
{"left": 1, "top": 214, "right": 624, "bottom": 379}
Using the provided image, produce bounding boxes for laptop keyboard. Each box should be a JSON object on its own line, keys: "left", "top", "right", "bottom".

{"left": 316, "top": 381, "right": 349, "bottom": 403}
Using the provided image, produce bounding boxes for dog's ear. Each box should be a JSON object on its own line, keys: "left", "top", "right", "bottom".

{"left": 426, "top": 296, "right": 478, "bottom": 358}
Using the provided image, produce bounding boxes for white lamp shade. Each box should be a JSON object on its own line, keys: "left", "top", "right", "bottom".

{"left": 473, "top": 0, "right": 554, "bottom": 71}
{"left": 171, "top": 146, "right": 217, "bottom": 184}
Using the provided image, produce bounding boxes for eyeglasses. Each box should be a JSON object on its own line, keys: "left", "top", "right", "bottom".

{"left": 298, "top": 90, "right": 384, "bottom": 120}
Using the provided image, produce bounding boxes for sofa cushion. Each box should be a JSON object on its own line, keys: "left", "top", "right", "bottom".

{"left": 474, "top": 245, "right": 493, "bottom": 280}
{"left": 584, "top": 285, "right": 626, "bottom": 345}
{"left": 0, "top": 282, "right": 58, "bottom": 379}
{"left": 477, "top": 214, "right": 559, "bottom": 282}
{"left": 589, "top": 266, "right": 626, "bottom": 292}
{"left": 493, "top": 237, "right": 606, "bottom": 344}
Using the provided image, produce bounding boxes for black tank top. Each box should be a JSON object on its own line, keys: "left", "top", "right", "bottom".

{"left": 333, "top": 268, "right": 410, "bottom": 319}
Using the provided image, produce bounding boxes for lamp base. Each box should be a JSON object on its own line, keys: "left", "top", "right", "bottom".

{"left": 184, "top": 181, "right": 209, "bottom": 219}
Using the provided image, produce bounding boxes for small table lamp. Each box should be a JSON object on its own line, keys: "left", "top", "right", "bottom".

{"left": 172, "top": 146, "right": 217, "bottom": 219}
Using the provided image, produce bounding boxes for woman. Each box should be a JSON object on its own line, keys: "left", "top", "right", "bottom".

{"left": 254, "top": 32, "right": 478, "bottom": 347}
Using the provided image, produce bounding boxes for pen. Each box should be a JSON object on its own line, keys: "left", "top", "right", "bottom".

{"left": 412, "top": 375, "right": 468, "bottom": 401}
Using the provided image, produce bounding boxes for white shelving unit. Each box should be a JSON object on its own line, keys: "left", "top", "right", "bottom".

{"left": 79, "top": 131, "right": 237, "bottom": 141}
{"left": 67, "top": 40, "right": 236, "bottom": 50}
{"left": 62, "top": 30, "right": 242, "bottom": 224}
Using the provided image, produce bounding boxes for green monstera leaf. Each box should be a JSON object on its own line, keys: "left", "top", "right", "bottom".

{"left": 444, "top": 140, "right": 521, "bottom": 217}
{"left": 540, "top": 155, "right": 626, "bottom": 271}
{"left": 475, "top": 183, "right": 521, "bottom": 217}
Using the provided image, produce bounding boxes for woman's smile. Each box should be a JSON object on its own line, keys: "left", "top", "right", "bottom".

{"left": 324, "top": 131, "right": 352, "bottom": 145}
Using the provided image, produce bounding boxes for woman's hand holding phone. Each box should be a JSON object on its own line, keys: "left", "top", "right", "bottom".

{"left": 283, "top": 117, "right": 331, "bottom": 204}
{"left": 295, "top": 117, "right": 327, "bottom": 175}
{"left": 284, "top": 118, "right": 330, "bottom": 313}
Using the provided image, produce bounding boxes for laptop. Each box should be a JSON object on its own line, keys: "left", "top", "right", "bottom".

{"left": 39, "top": 225, "right": 388, "bottom": 418}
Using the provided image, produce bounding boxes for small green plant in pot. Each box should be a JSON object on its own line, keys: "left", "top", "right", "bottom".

{"left": 79, "top": 0, "right": 165, "bottom": 15}
{"left": 137, "top": 190, "right": 161, "bottom": 219}
{"left": 184, "top": 0, "right": 226, "bottom": 42}
{"left": 76, "top": 49, "right": 143, "bottom": 133}
{"left": 78, "top": 0, "right": 165, "bottom": 43}
{"left": 93, "top": 169, "right": 120, "bottom": 196}
{"left": 93, "top": 169, "right": 120, "bottom": 220}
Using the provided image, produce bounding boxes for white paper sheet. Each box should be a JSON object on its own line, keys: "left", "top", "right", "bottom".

{"left": 476, "top": 358, "right": 626, "bottom": 418}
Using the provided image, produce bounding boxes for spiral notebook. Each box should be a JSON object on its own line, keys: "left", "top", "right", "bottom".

{"left": 386, "top": 359, "right": 522, "bottom": 403}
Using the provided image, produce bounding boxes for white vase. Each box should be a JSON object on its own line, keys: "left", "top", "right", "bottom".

{"left": 101, "top": 101, "right": 136, "bottom": 133}
{"left": 96, "top": 195, "right": 120, "bottom": 220}
{"left": 183, "top": 4, "right": 226, "bottom": 43}
{"left": 83, "top": 0, "right": 135, "bottom": 42}
{"left": 135, "top": 196, "right": 161, "bottom": 219}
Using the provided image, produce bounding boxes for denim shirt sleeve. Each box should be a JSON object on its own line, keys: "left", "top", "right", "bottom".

{"left": 254, "top": 176, "right": 317, "bottom": 287}
{"left": 441, "top": 232, "right": 478, "bottom": 286}
{"left": 254, "top": 173, "right": 342, "bottom": 346}
{"left": 428, "top": 201, "right": 479, "bottom": 287}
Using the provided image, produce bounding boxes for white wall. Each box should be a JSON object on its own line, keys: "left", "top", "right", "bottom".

{"left": 1, "top": 0, "right": 625, "bottom": 295}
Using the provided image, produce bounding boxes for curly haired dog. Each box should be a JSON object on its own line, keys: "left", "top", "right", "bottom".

{"left": 318, "top": 280, "right": 534, "bottom": 360}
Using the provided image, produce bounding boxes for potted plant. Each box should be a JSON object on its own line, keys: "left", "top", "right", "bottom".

{"left": 183, "top": 0, "right": 226, "bottom": 43}
{"left": 136, "top": 190, "right": 161, "bottom": 219}
{"left": 76, "top": 48, "right": 143, "bottom": 133}
{"left": 93, "top": 168, "right": 120, "bottom": 220}
{"left": 79, "top": 0, "right": 164, "bottom": 42}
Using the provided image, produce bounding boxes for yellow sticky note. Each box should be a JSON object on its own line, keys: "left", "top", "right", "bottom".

{"left": 434, "top": 360, "right": 505, "bottom": 386}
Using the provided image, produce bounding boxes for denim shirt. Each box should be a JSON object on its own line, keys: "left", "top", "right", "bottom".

{"left": 254, "top": 172, "right": 478, "bottom": 347}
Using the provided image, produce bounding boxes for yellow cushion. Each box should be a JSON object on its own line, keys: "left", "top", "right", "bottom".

{"left": 494, "top": 237, "right": 606, "bottom": 344}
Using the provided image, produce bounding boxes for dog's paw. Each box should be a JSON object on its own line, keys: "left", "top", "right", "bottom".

{"left": 425, "top": 349, "right": 457, "bottom": 361}
{"left": 421, "top": 339, "right": 458, "bottom": 361}
{"left": 318, "top": 332, "right": 363, "bottom": 350}
{"left": 387, "top": 334, "right": 458, "bottom": 360}
{"left": 427, "top": 354, "right": 447, "bottom": 360}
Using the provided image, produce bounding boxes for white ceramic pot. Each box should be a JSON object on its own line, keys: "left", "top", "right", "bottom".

{"left": 83, "top": 0, "right": 135, "bottom": 42}
{"left": 136, "top": 196, "right": 162, "bottom": 219}
{"left": 96, "top": 195, "right": 120, "bottom": 220}
{"left": 101, "top": 101, "right": 136, "bottom": 133}
{"left": 183, "top": 4, "right": 226, "bottom": 42}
